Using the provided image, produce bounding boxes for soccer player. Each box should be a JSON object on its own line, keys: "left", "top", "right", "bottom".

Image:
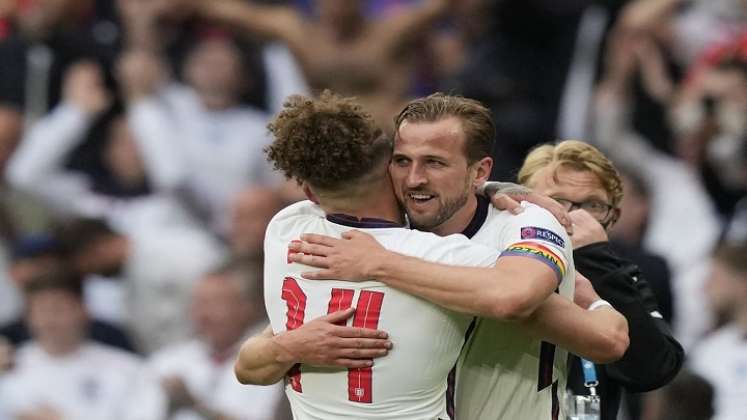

{"left": 257, "top": 91, "right": 501, "bottom": 419}
{"left": 238, "top": 93, "right": 628, "bottom": 420}
{"left": 286, "top": 94, "right": 631, "bottom": 419}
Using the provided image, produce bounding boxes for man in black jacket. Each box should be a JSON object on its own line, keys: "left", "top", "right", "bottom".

{"left": 513, "top": 139, "right": 684, "bottom": 420}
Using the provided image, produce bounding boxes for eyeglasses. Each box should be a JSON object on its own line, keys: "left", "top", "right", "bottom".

{"left": 552, "top": 197, "right": 614, "bottom": 221}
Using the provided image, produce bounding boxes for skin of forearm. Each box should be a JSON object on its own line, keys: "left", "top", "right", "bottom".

{"left": 372, "top": 253, "right": 553, "bottom": 320}
{"left": 211, "top": 1, "right": 290, "bottom": 43}
{"left": 521, "top": 295, "right": 629, "bottom": 363}
{"left": 234, "top": 332, "right": 294, "bottom": 386}
{"left": 371, "top": 253, "right": 628, "bottom": 361}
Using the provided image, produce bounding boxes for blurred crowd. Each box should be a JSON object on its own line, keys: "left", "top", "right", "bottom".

{"left": 0, "top": 0, "right": 745, "bottom": 419}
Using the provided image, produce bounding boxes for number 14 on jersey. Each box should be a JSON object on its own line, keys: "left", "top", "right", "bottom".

{"left": 281, "top": 277, "right": 385, "bottom": 403}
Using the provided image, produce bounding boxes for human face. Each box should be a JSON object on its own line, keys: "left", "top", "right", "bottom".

{"left": 16, "top": 0, "right": 76, "bottom": 38}
{"left": 527, "top": 165, "right": 617, "bottom": 228}
{"left": 27, "top": 289, "right": 87, "bottom": 356}
{"left": 704, "top": 259, "right": 746, "bottom": 322}
{"left": 608, "top": 172, "right": 649, "bottom": 243}
{"left": 191, "top": 275, "right": 254, "bottom": 352}
{"left": 185, "top": 39, "right": 244, "bottom": 109}
{"left": 104, "top": 118, "right": 146, "bottom": 187}
{"left": 229, "top": 187, "right": 283, "bottom": 258}
{"left": 390, "top": 117, "right": 490, "bottom": 234}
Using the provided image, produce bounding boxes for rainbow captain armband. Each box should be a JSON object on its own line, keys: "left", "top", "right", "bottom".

{"left": 499, "top": 241, "right": 567, "bottom": 283}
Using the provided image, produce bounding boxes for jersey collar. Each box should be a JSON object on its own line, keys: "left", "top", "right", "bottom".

{"left": 326, "top": 214, "right": 403, "bottom": 229}
{"left": 461, "top": 195, "right": 489, "bottom": 239}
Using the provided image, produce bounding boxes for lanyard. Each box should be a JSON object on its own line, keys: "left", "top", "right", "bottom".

{"left": 581, "top": 358, "right": 599, "bottom": 396}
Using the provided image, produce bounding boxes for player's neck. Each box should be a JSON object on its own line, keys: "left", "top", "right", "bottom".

{"left": 431, "top": 193, "right": 478, "bottom": 236}
{"left": 317, "top": 177, "right": 404, "bottom": 224}
{"left": 320, "top": 195, "right": 403, "bottom": 225}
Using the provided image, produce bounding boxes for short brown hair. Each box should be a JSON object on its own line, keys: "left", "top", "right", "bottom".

{"left": 266, "top": 90, "right": 390, "bottom": 191}
{"left": 517, "top": 140, "right": 624, "bottom": 209}
{"left": 54, "top": 218, "right": 117, "bottom": 258}
{"left": 394, "top": 93, "right": 494, "bottom": 163}
{"left": 24, "top": 269, "right": 84, "bottom": 299}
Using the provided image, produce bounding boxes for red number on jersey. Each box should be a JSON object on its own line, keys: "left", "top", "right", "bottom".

{"left": 346, "top": 290, "right": 385, "bottom": 403}
{"left": 281, "top": 277, "right": 307, "bottom": 392}
{"left": 280, "top": 280, "right": 385, "bottom": 403}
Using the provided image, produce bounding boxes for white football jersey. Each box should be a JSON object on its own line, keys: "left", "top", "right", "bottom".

{"left": 454, "top": 198, "right": 575, "bottom": 420}
{"left": 689, "top": 324, "right": 747, "bottom": 420}
{"left": 0, "top": 342, "right": 165, "bottom": 420}
{"left": 147, "top": 334, "right": 284, "bottom": 420}
{"left": 264, "top": 201, "right": 499, "bottom": 420}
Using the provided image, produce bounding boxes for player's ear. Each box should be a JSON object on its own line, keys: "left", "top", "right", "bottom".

{"left": 471, "top": 156, "right": 493, "bottom": 187}
{"left": 302, "top": 183, "right": 320, "bottom": 204}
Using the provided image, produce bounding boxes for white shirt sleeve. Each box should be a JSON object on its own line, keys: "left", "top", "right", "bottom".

{"left": 496, "top": 204, "right": 572, "bottom": 285}
{"left": 127, "top": 88, "right": 189, "bottom": 192}
{"left": 120, "top": 366, "right": 167, "bottom": 420}
{"left": 590, "top": 95, "right": 720, "bottom": 269}
{"left": 7, "top": 103, "right": 90, "bottom": 186}
{"left": 0, "top": 368, "right": 38, "bottom": 417}
{"left": 5, "top": 103, "right": 108, "bottom": 216}
{"left": 262, "top": 43, "right": 310, "bottom": 114}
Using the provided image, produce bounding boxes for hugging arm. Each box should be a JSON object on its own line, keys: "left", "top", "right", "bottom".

{"left": 235, "top": 309, "right": 391, "bottom": 386}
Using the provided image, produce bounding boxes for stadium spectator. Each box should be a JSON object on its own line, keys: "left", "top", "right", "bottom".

{"left": 228, "top": 186, "right": 284, "bottom": 259}
{"left": 147, "top": 259, "right": 286, "bottom": 420}
{"left": 434, "top": 0, "right": 611, "bottom": 180}
{"left": 592, "top": 29, "right": 722, "bottom": 349}
{"left": 670, "top": 31, "right": 747, "bottom": 216}
{"left": 608, "top": 166, "right": 674, "bottom": 323}
{"left": 690, "top": 243, "right": 747, "bottom": 420}
{"left": 0, "top": 271, "right": 165, "bottom": 420}
{"left": 0, "top": 234, "right": 135, "bottom": 353}
{"left": 55, "top": 217, "right": 225, "bottom": 353}
{"left": 195, "top": 0, "right": 453, "bottom": 130}
{"left": 116, "top": 0, "right": 306, "bottom": 113}
{"left": 642, "top": 370, "right": 715, "bottom": 420}
{"left": 0, "top": 0, "right": 122, "bottom": 121}
{"left": 673, "top": 0, "right": 747, "bottom": 65}
{"left": 6, "top": 61, "right": 201, "bottom": 234}
{"left": 119, "top": 37, "right": 289, "bottom": 234}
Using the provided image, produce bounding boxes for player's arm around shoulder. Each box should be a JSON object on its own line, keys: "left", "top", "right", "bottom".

{"left": 289, "top": 226, "right": 563, "bottom": 321}
{"left": 487, "top": 204, "right": 575, "bottom": 319}
{"left": 522, "top": 273, "right": 630, "bottom": 363}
